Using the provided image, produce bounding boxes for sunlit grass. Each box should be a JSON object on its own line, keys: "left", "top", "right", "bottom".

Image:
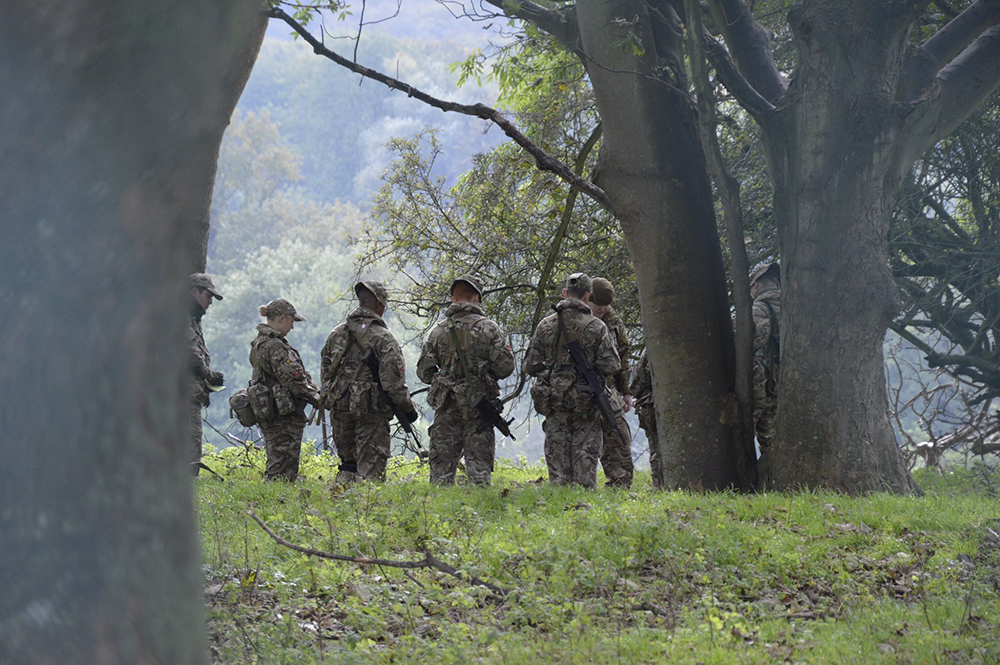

{"left": 198, "top": 444, "right": 1000, "bottom": 664}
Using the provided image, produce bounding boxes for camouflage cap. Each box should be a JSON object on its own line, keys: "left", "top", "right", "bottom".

{"left": 591, "top": 277, "right": 614, "bottom": 306}
{"left": 450, "top": 275, "right": 484, "bottom": 299}
{"left": 190, "top": 273, "right": 223, "bottom": 300}
{"left": 565, "top": 272, "right": 593, "bottom": 293}
{"left": 263, "top": 298, "right": 305, "bottom": 321}
{"left": 749, "top": 261, "right": 780, "bottom": 285}
{"left": 355, "top": 280, "right": 389, "bottom": 307}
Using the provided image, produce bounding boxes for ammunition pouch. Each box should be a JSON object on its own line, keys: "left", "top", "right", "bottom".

{"left": 248, "top": 382, "right": 275, "bottom": 422}
{"left": 229, "top": 388, "right": 257, "bottom": 427}
{"left": 273, "top": 384, "right": 296, "bottom": 417}
{"left": 530, "top": 382, "right": 554, "bottom": 417}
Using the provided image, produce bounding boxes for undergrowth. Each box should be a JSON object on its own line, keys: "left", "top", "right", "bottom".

{"left": 197, "top": 444, "right": 1000, "bottom": 664}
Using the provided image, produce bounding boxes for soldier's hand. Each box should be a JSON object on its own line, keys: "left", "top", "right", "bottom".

{"left": 623, "top": 393, "right": 633, "bottom": 413}
{"left": 208, "top": 370, "right": 225, "bottom": 387}
{"left": 403, "top": 407, "right": 419, "bottom": 423}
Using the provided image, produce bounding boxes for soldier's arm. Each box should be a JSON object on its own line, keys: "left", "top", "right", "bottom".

{"left": 272, "top": 342, "right": 320, "bottom": 401}
{"left": 188, "top": 324, "right": 213, "bottom": 379}
{"left": 614, "top": 324, "right": 631, "bottom": 394}
{"left": 522, "top": 328, "right": 548, "bottom": 377}
{"left": 415, "top": 330, "right": 440, "bottom": 384}
{"left": 752, "top": 301, "right": 771, "bottom": 352}
{"left": 629, "top": 353, "right": 650, "bottom": 397}
{"left": 320, "top": 328, "right": 345, "bottom": 387}
{"left": 377, "top": 334, "right": 416, "bottom": 412}
{"left": 487, "top": 323, "right": 516, "bottom": 380}
{"left": 592, "top": 323, "right": 621, "bottom": 380}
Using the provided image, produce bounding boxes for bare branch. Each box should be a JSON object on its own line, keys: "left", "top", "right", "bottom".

{"left": 706, "top": 0, "right": 787, "bottom": 104}
{"left": 921, "top": 23, "right": 1000, "bottom": 153}
{"left": 266, "top": 6, "right": 614, "bottom": 212}
{"left": 701, "top": 32, "right": 776, "bottom": 120}
{"left": 901, "top": 0, "right": 1000, "bottom": 99}
{"left": 480, "top": 0, "right": 581, "bottom": 51}
{"left": 248, "top": 510, "right": 510, "bottom": 597}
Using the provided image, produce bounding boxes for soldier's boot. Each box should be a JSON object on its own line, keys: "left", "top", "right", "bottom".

{"left": 335, "top": 459, "right": 358, "bottom": 485}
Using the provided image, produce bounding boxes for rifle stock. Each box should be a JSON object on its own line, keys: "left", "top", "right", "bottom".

{"left": 477, "top": 395, "right": 516, "bottom": 440}
{"left": 364, "top": 351, "right": 423, "bottom": 450}
{"left": 564, "top": 339, "right": 630, "bottom": 447}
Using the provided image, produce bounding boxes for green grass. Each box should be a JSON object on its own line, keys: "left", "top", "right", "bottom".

{"left": 197, "top": 445, "right": 1000, "bottom": 664}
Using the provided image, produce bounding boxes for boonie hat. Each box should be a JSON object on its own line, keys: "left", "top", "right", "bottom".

{"left": 450, "top": 275, "right": 484, "bottom": 299}
{"left": 355, "top": 280, "right": 389, "bottom": 306}
{"left": 565, "top": 272, "right": 593, "bottom": 293}
{"left": 749, "top": 261, "right": 780, "bottom": 285}
{"left": 190, "top": 273, "right": 223, "bottom": 300}
{"left": 262, "top": 298, "right": 305, "bottom": 321}
{"left": 591, "top": 277, "right": 614, "bottom": 306}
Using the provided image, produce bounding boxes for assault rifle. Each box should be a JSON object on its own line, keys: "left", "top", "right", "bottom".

{"left": 477, "top": 395, "right": 516, "bottom": 440}
{"left": 564, "top": 339, "right": 631, "bottom": 447}
{"left": 364, "top": 350, "right": 423, "bottom": 450}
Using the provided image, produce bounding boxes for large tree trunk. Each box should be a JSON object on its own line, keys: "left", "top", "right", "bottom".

{"left": 192, "top": 13, "right": 268, "bottom": 270}
{"left": 576, "top": 0, "right": 749, "bottom": 490}
{"left": 0, "top": 1, "right": 258, "bottom": 663}
{"left": 761, "top": 2, "right": 915, "bottom": 493}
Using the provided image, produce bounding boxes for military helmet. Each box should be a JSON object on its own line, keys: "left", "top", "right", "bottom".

{"left": 749, "top": 261, "right": 780, "bottom": 285}
{"left": 261, "top": 298, "right": 305, "bottom": 321}
{"left": 450, "top": 275, "right": 484, "bottom": 299}
{"left": 565, "top": 272, "right": 593, "bottom": 293}
{"left": 355, "top": 280, "right": 389, "bottom": 307}
{"left": 591, "top": 277, "right": 614, "bottom": 306}
{"left": 190, "top": 273, "right": 223, "bottom": 300}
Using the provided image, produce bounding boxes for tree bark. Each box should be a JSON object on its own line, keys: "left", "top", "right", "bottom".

{"left": 575, "top": 0, "right": 746, "bottom": 490}
{"left": 193, "top": 11, "right": 268, "bottom": 270}
{"left": 0, "top": 1, "right": 258, "bottom": 663}
{"left": 760, "top": 1, "right": 918, "bottom": 492}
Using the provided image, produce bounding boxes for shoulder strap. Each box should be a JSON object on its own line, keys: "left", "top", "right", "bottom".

{"left": 448, "top": 319, "right": 474, "bottom": 382}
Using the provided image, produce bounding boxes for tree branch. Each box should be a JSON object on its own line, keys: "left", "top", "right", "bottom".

{"left": 248, "top": 510, "right": 510, "bottom": 597}
{"left": 706, "top": 0, "right": 787, "bottom": 104}
{"left": 266, "top": 6, "right": 613, "bottom": 212}
{"left": 701, "top": 32, "right": 776, "bottom": 120}
{"left": 922, "top": 23, "right": 1000, "bottom": 152}
{"left": 901, "top": 0, "right": 1000, "bottom": 99}
{"left": 480, "top": 0, "right": 581, "bottom": 52}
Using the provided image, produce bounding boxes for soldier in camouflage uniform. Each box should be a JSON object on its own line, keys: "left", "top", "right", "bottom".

{"left": 589, "top": 278, "right": 634, "bottom": 488}
{"left": 188, "top": 273, "right": 225, "bottom": 476}
{"left": 524, "top": 273, "right": 620, "bottom": 488}
{"left": 250, "top": 298, "right": 320, "bottom": 481}
{"left": 320, "top": 281, "right": 418, "bottom": 483}
{"left": 629, "top": 350, "right": 663, "bottom": 489}
{"left": 750, "top": 262, "right": 781, "bottom": 450}
{"left": 417, "top": 277, "right": 515, "bottom": 486}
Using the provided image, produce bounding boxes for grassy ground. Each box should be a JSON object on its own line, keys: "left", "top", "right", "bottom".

{"left": 197, "top": 445, "right": 1000, "bottom": 664}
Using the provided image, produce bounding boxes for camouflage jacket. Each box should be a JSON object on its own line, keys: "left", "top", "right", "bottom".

{"left": 320, "top": 306, "right": 414, "bottom": 415}
{"left": 189, "top": 302, "right": 214, "bottom": 407}
{"left": 416, "top": 302, "right": 515, "bottom": 411}
{"left": 752, "top": 287, "right": 781, "bottom": 364}
{"left": 250, "top": 324, "right": 319, "bottom": 403}
{"left": 524, "top": 298, "right": 620, "bottom": 395}
{"left": 629, "top": 350, "right": 653, "bottom": 409}
{"left": 600, "top": 306, "right": 632, "bottom": 395}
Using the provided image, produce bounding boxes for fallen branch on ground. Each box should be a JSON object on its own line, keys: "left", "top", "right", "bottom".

{"left": 247, "top": 509, "right": 510, "bottom": 597}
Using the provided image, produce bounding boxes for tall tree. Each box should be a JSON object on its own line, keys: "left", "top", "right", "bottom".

{"left": 0, "top": 1, "right": 257, "bottom": 662}
{"left": 270, "top": 0, "right": 756, "bottom": 490}
{"left": 702, "top": 0, "right": 1000, "bottom": 492}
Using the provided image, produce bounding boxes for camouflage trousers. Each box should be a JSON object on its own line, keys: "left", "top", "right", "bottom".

{"left": 259, "top": 414, "right": 307, "bottom": 481}
{"left": 638, "top": 407, "right": 663, "bottom": 490}
{"left": 542, "top": 410, "right": 603, "bottom": 488}
{"left": 330, "top": 411, "right": 391, "bottom": 483}
{"left": 599, "top": 409, "right": 633, "bottom": 488}
{"left": 428, "top": 406, "right": 495, "bottom": 486}
{"left": 753, "top": 358, "right": 778, "bottom": 450}
{"left": 188, "top": 401, "right": 204, "bottom": 476}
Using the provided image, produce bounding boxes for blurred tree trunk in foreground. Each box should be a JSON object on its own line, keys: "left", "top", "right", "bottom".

{"left": 0, "top": 1, "right": 258, "bottom": 663}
